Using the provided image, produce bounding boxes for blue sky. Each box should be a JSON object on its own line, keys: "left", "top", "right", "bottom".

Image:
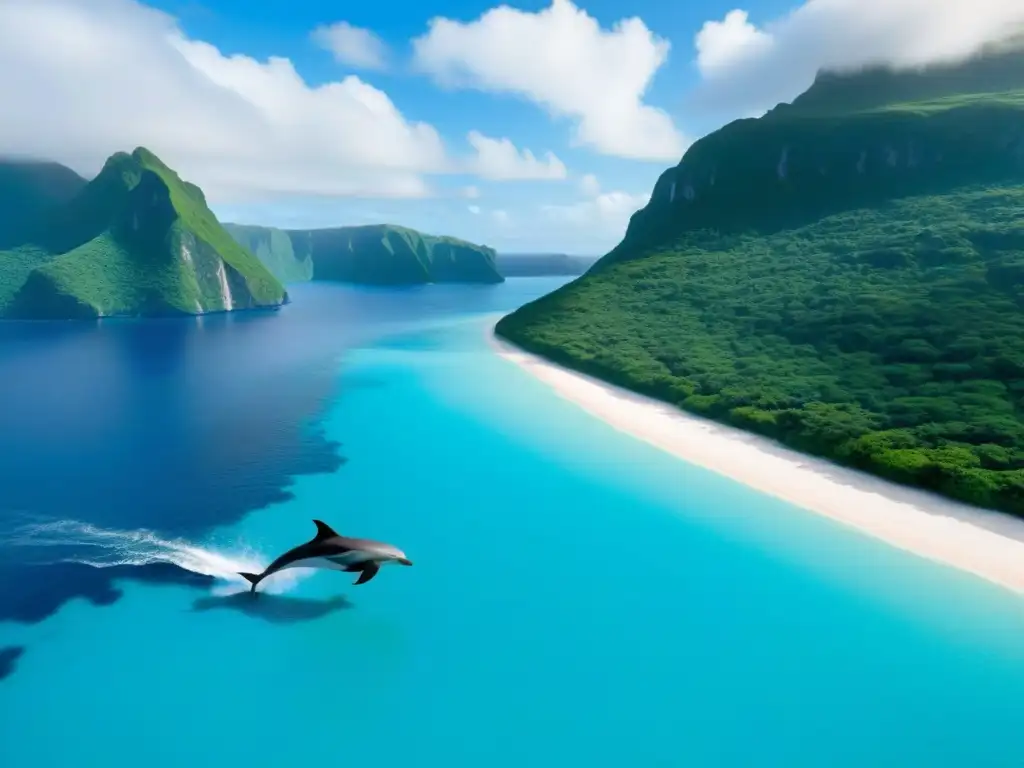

{"left": 2, "top": 0, "right": 1015, "bottom": 254}
{"left": 156, "top": 0, "right": 795, "bottom": 253}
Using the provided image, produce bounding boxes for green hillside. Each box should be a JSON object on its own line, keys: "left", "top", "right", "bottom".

{"left": 223, "top": 222, "right": 502, "bottom": 285}
{"left": 0, "top": 159, "right": 86, "bottom": 249}
{"left": 497, "top": 47, "right": 1024, "bottom": 517}
{"left": 0, "top": 148, "right": 286, "bottom": 319}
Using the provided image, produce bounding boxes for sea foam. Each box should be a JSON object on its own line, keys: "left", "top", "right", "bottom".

{"left": 4, "top": 519, "right": 308, "bottom": 595}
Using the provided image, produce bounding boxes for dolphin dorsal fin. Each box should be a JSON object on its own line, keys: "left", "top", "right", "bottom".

{"left": 312, "top": 519, "right": 340, "bottom": 541}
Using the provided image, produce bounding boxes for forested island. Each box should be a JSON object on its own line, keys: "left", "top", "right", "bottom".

{"left": 224, "top": 223, "right": 502, "bottom": 285}
{"left": 0, "top": 148, "right": 286, "bottom": 319}
{"left": 0, "top": 149, "right": 504, "bottom": 320}
{"left": 497, "top": 43, "right": 1024, "bottom": 517}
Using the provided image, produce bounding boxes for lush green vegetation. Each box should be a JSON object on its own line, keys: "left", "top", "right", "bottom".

{"left": 499, "top": 186, "right": 1024, "bottom": 515}
{"left": 224, "top": 222, "right": 502, "bottom": 285}
{"left": 0, "top": 245, "right": 54, "bottom": 309}
{"left": 0, "top": 148, "right": 286, "bottom": 318}
{"left": 614, "top": 97, "right": 1024, "bottom": 263}
{"left": 10, "top": 233, "right": 143, "bottom": 318}
{"left": 498, "top": 49, "right": 1024, "bottom": 517}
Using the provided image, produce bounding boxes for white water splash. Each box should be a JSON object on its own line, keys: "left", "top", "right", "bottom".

{"left": 5, "top": 520, "right": 307, "bottom": 595}
{"left": 215, "top": 260, "right": 234, "bottom": 312}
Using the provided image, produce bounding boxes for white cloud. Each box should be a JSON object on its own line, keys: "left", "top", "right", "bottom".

{"left": 468, "top": 204, "right": 481, "bottom": 215}
{"left": 412, "top": 0, "right": 685, "bottom": 162}
{"left": 492, "top": 209, "right": 510, "bottom": 225}
{"left": 691, "top": 0, "right": 1024, "bottom": 117}
{"left": 543, "top": 190, "right": 649, "bottom": 232}
{"left": 0, "top": 0, "right": 446, "bottom": 201}
{"left": 578, "top": 173, "right": 601, "bottom": 197}
{"left": 312, "top": 21, "right": 389, "bottom": 71}
{"left": 466, "top": 131, "right": 566, "bottom": 180}
{"left": 695, "top": 10, "right": 772, "bottom": 75}
{"left": 460, "top": 185, "right": 481, "bottom": 199}
{"left": 542, "top": 172, "right": 649, "bottom": 238}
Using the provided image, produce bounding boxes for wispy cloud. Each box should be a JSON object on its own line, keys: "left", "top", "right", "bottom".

{"left": 312, "top": 21, "right": 390, "bottom": 72}
{"left": 466, "top": 131, "right": 566, "bottom": 181}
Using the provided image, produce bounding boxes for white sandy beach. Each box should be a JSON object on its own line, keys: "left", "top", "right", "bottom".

{"left": 490, "top": 328, "right": 1024, "bottom": 595}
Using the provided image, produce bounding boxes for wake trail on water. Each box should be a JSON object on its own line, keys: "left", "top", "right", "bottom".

{"left": 4, "top": 519, "right": 309, "bottom": 595}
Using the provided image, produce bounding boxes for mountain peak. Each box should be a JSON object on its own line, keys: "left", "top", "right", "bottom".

{"left": 130, "top": 146, "right": 172, "bottom": 172}
{"left": 131, "top": 146, "right": 157, "bottom": 160}
{"left": 0, "top": 151, "right": 286, "bottom": 318}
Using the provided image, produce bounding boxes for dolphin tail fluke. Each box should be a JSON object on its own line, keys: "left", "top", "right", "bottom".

{"left": 238, "top": 572, "right": 263, "bottom": 593}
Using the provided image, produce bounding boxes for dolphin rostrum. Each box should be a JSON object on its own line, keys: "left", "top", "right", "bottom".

{"left": 238, "top": 519, "right": 412, "bottom": 593}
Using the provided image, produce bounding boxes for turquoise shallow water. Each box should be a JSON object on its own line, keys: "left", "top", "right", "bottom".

{"left": 5, "top": 282, "right": 1024, "bottom": 766}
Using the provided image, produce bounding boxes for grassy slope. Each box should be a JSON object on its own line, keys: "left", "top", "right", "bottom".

{"left": 0, "top": 245, "right": 54, "bottom": 309}
{"left": 498, "top": 78, "right": 1024, "bottom": 517}
{"left": 30, "top": 225, "right": 226, "bottom": 317}
{"left": 29, "top": 232, "right": 156, "bottom": 315}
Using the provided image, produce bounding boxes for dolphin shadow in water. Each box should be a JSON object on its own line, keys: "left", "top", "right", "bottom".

{"left": 0, "top": 646, "right": 26, "bottom": 683}
{"left": 0, "top": 561, "right": 215, "bottom": 624}
{"left": 190, "top": 592, "right": 353, "bottom": 624}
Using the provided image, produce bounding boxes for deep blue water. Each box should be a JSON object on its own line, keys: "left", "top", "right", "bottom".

{"left": 0, "top": 281, "right": 544, "bottom": 624}
{"left": 4, "top": 278, "right": 1024, "bottom": 767}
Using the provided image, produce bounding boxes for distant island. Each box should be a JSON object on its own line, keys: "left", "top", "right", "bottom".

{"left": 497, "top": 43, "right": 1024, "bottom": 518}
{"left": 0, "top": 160, "right": 87, "bottom": 249}
{"left": 0, "top": 148, "right": 286, "bottom": 319}
{"left": 496, "top": 253, "right": 597, "bottom": 277}
{"left": 223, "top": 223, "right": 503, "bottom": 286}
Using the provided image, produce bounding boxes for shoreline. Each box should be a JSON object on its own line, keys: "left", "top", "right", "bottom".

{"left": 489, "top": 326, "right": 1024, "bottom": 595}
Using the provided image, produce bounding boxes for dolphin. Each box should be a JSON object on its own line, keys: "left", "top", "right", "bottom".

{"left": 238, "top": 519, "right": 412, "bottom": 593}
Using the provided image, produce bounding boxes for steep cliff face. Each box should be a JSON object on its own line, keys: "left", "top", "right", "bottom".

{"left": 224, "top": 222, "right": 503, "bottom": 285}
{"left": 611, "top": 47, "right": 1024, "bottom": 264}
{"left": 0, "top": 148, "right": 287, "bottom": 319}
